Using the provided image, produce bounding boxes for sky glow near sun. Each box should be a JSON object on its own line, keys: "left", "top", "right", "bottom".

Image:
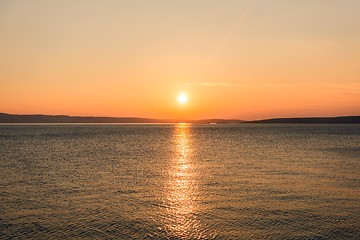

{"left": 0, "top": 0, "right": 359, "bottom": 120}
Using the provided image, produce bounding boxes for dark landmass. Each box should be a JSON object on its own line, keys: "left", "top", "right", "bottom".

{"left": 0, "top": 113, "right": 165, "bottom": 123}
{"left": 0, "top": 113, "right": 359, "bottom": 124}
{"left": 0, "top": 113, "right": 244, "bottom": 124}
{"left": 249, "top": 116, "right": 360, "bottom": 124}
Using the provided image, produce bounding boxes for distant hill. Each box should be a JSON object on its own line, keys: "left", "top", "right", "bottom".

{"left": 0, "top": 113, "right": 163, "bottom": 123}
{"left": 249, "top": 116, "right": 360, "bottom": 124}
{"left": 0, "top": 113, "right": 244, "bottom": 124}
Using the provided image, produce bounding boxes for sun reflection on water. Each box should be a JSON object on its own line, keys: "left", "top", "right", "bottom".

{"left": 163, "top": 124, "right": 201, "bottom": 238}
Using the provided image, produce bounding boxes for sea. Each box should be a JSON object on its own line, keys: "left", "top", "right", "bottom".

{"left": 0, "top": 124, "right": 359, "bottom": 239}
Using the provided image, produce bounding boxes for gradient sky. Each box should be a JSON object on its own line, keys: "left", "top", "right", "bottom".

{"left": 1, "top": 0, "right": 359, "bottom": 120}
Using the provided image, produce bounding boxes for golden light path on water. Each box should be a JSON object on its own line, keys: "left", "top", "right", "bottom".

{"left": 163, "top": 124, "right": 203, "bottom": 239}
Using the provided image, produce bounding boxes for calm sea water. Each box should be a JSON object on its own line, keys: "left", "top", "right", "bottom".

{"left": 0, "top": 124, "right": 359, "bottom": 239}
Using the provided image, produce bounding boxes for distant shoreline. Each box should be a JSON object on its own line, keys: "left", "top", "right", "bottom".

{"left": 249, "top": 116, "right": 360, "bottom": 124}
{"left": 0, "top": 113, "right": 359, "bottom": 124}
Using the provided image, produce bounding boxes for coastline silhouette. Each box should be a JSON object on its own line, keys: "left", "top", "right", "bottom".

{"left": 1, "top": 112, "right": 359, "bottom": 124}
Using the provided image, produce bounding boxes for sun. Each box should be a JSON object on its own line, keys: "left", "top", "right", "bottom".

{"left": 177, "top": 93, "right": 187, "bottom": 104}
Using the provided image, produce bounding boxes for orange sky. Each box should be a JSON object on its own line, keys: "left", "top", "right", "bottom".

{"left": 1, "top": 0, "right": 359, "bottom": 120}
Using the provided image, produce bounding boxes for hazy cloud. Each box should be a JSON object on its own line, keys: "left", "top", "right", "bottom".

{"left": 177, "top": 82, "right": 238, "bottom": 87}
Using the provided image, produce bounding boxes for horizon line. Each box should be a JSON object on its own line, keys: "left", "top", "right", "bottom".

{"left": 1, "top": 112, "right": 360, "bottom": 123}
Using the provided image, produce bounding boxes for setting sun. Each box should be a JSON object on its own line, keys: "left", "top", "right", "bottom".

{"left": 177, "top": 93, "right": 188, "bottom": 105}
{"left": 178, "top": 93, "right": 187, "bottom": 104}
